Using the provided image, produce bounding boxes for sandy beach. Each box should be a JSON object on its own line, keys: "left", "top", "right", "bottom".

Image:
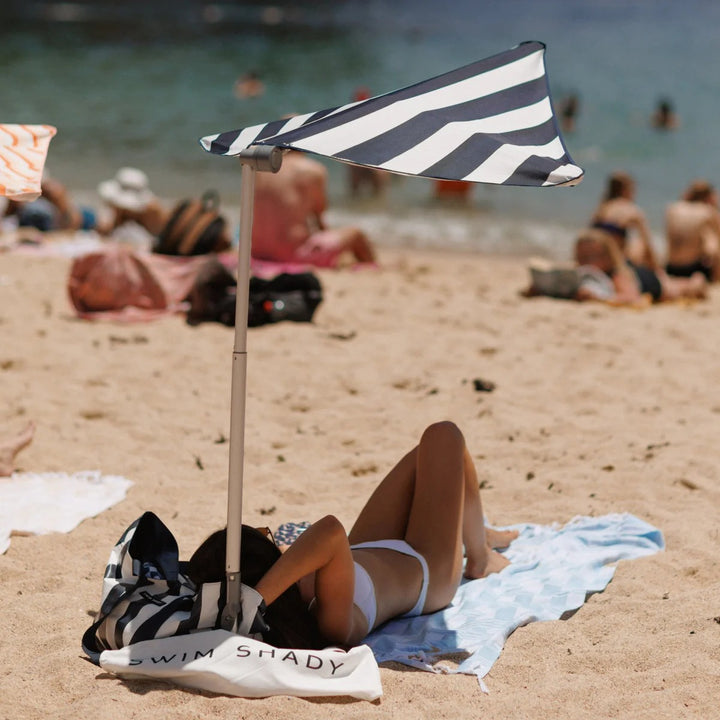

{"left": 1, "top": 241, "right": 718, "bottom": 719}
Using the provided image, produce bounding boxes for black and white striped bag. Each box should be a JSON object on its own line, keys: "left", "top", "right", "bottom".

{"left": 82, "top": 512, "right": 226, "bottom": 664}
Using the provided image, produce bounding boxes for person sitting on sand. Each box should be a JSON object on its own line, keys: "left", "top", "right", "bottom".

{"left": 0, "top": 421, "right": 35, "bottom": 477}
{"left": 2, "top": 175, "right": 96, "bottom": 233}
{"left": 96, "top": 167, "right": 172, "bottom": 239}
{"left": 574, "top": 228, "right": 706, "bottom": 305}
{"left": 664, "top": 179, "right": 720, "bottom": 282}
{"left": 591, "top": 171, "right": 659, "bottom": 269}
{"left": 187, "top": 421, "right": 517, "bottom": 648}
{"left": 252, "top": 150, "right": 376, "bottom": 268}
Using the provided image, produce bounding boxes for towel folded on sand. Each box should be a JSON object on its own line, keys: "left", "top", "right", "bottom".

{"left": 365, "top": 513, "right": 664, "bottom": 690}
{"left": 0, "top": 470, "right": 133, "bottom": 554}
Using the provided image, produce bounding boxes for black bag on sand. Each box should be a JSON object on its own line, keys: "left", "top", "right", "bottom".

{"left": 154, "top": 189, "right": 231, "bottom": 256}
{"left": 248, "top": 273, "right": 323, "bottom": 327}
{"left": 186, "top": 259, "right": 323, "bottom": 327}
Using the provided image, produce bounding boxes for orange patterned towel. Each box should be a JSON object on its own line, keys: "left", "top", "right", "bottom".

{"left": 0, "top": 124, "right": 57, "bottom": 201}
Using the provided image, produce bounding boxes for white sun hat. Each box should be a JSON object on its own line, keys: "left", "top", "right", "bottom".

{"left": 98, "top": 167, "right": 155, "bottom": 211}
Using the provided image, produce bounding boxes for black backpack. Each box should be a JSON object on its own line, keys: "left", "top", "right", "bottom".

{"left": 186, "top": 259, "right": 323, "bottom": 327}
{"left": 154, "top": 190, "right": 231, "bottom": 256}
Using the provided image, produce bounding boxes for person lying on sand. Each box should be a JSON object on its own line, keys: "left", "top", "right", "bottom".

{"left": 524, "top": 228, "right": 707, "bottom": 305}
{"left": 188, "top": 421, "right": 517, "bottom": 649}
{"left": 2, "top": 176, "right": 96, "bottom": 233}
{"left": 0, "top": 421, "right": 35, "bottom": 477}
{"left": 574, "top": 228, "right": 707, "bottom": 305}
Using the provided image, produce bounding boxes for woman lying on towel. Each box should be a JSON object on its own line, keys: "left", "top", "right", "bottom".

{"left": 188, "top": 421, "right": 517, "bottom": 649}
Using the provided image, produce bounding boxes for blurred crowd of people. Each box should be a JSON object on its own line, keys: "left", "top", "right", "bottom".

{"left": 526, "top": 170, "right": 719, "bottom": 305}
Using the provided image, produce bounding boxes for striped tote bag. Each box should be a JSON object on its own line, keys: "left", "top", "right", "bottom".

{"left": 82, "top": 512, "right": 224, "bottom": 664}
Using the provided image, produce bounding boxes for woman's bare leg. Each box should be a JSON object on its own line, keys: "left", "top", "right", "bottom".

{"left": 0, "top": 421, "right": 35, "bottom": 477}
{"left": 403, "top": 422, "right": 467, "bottom": 609}
{"left": 403, "top": 423, "right": 515, "bottom": 610}
{"left": 349, "top": 422, "right": 516, "bottom": 610}
{"left": 658, "top": 270, "right": 707, "bottom": 300}
{"left": 463, "top": 448, "right": 518, "bottom": 564}
{"left": 348, "top": 448, "right": 417, "bottom": 544}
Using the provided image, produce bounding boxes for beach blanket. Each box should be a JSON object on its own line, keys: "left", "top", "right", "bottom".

{"left": 364, "top": 513, "right": 664, "bottom": 690}
{"left": 67, "top": 245, "right": 240, "bottom": 323}
{"left": 0, "top": 470, "right": 133, "bottom": 554}
{"left": 0, "top": 124, "right": 57, "bottom": 201}
{"left": 2, "top": 232, "right": 105, "bottom": 258}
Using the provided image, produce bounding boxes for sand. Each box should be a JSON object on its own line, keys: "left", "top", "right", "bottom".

{"left": 0, "top": 242, "right": 718, "bottom": 719}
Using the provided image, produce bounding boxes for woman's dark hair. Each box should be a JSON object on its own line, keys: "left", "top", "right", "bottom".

{"left": 187, "top": 525, "right": 325, "bottom": 650}
{"left": 683, "top": 179, "right": 714, "bottom": 203}
{"left": 604, "top": 171, "right": 633, "bottom": 201}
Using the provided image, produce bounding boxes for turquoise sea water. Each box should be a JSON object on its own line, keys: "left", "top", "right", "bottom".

{"left": 2, "top": 0, "right": 719, "bottom": 258}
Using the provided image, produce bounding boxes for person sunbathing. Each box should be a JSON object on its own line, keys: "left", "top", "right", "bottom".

{"left": 574, "top": 228, "right": 706, "bottom": 305}
{"left": 591, "top": 171, "right": 659, "bottom": 270}
{"left": 0, "top": 421, "right": 35, "bottom": 477}
{"left": 3, "top": 176, "right": 96, "bottom": 233}
{"left": 252, "top": 150, "right": 376, "bottom": 268}
{"left": 188, "top": 421, "right": 517, "bottom": 648}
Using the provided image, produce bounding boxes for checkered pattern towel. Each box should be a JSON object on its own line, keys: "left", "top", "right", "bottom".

{"left": 364, "top": 513, "right": 663, "bottom": 690}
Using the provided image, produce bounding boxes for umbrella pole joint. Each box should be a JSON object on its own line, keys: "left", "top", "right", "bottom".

{"left": 235, "top": 145, "right": 284, "bottom": 173}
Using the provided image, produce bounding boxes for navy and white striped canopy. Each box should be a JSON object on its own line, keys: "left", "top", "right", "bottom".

{"left": 200, "top": 41, "right": 583, "bottom": 188}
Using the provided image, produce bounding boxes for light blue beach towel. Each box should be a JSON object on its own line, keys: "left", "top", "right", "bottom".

{"left": 363, "top": 513, "right": 663, "bottom": 690}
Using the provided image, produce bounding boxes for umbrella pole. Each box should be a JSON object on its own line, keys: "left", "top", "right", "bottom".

{"left": 222, "top": 145, "right": 283, "bottom": 632}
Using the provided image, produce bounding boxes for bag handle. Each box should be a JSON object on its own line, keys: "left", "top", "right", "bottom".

{"left": 201, "top": 189, "right": 220, "bottom": 212}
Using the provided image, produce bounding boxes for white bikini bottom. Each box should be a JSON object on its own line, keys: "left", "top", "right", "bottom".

{"left": 350, "top": 539, "right": 430, "bottom": 633}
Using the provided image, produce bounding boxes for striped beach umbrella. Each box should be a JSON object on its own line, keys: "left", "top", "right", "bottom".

{"left": 201, "top": 42, "right": 582, "bottom": 188}
{"left": 0, "top": 124, "right": 57, "bottom": 201}
{"left": 200, "top": 41, "right": 583, "bottom": 634}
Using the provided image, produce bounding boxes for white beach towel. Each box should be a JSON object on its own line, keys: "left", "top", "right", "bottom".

{"left": 99, "top": 630, "right": 382, "bottom": 701}
{"left": 0, "top": 470, "right": 133, "bottom": 554}
{"left": 364, "top": 513, "right": 664, "bottom": 690}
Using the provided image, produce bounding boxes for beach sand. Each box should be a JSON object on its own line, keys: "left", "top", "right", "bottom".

{"left": 0, "top": 242, "right": 717, "bottom": 719}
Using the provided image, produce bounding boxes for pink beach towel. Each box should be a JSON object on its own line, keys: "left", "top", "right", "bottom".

{"left": 0, "top": 124, "right": 57, "bottom": 201}
{"left": 68, "top": 245, "right": 239, "bottom": 322}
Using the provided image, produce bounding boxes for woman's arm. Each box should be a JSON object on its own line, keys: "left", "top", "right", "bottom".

{"left": 95, "top": 208, "right": 124, "bottom": 236}
{"left": 631, "top": 210, "right": 659, "bottom": 269}
{"left": 701, "top": 210, "right": 720, "bottom": 261}
{"left": 603, "top": 235, "right": 644, "bottom": 305}
{"left": 254, "top": 515, "right": 358, "bottom": 645}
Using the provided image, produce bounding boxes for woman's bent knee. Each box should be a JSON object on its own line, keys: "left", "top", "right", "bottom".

{"left": 421, "top": 421, "right": 464, "bottom": 447}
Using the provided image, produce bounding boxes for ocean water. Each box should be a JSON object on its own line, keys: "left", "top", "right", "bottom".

{"left": 2, "top": 0, "right": 719, "bottom": 259}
